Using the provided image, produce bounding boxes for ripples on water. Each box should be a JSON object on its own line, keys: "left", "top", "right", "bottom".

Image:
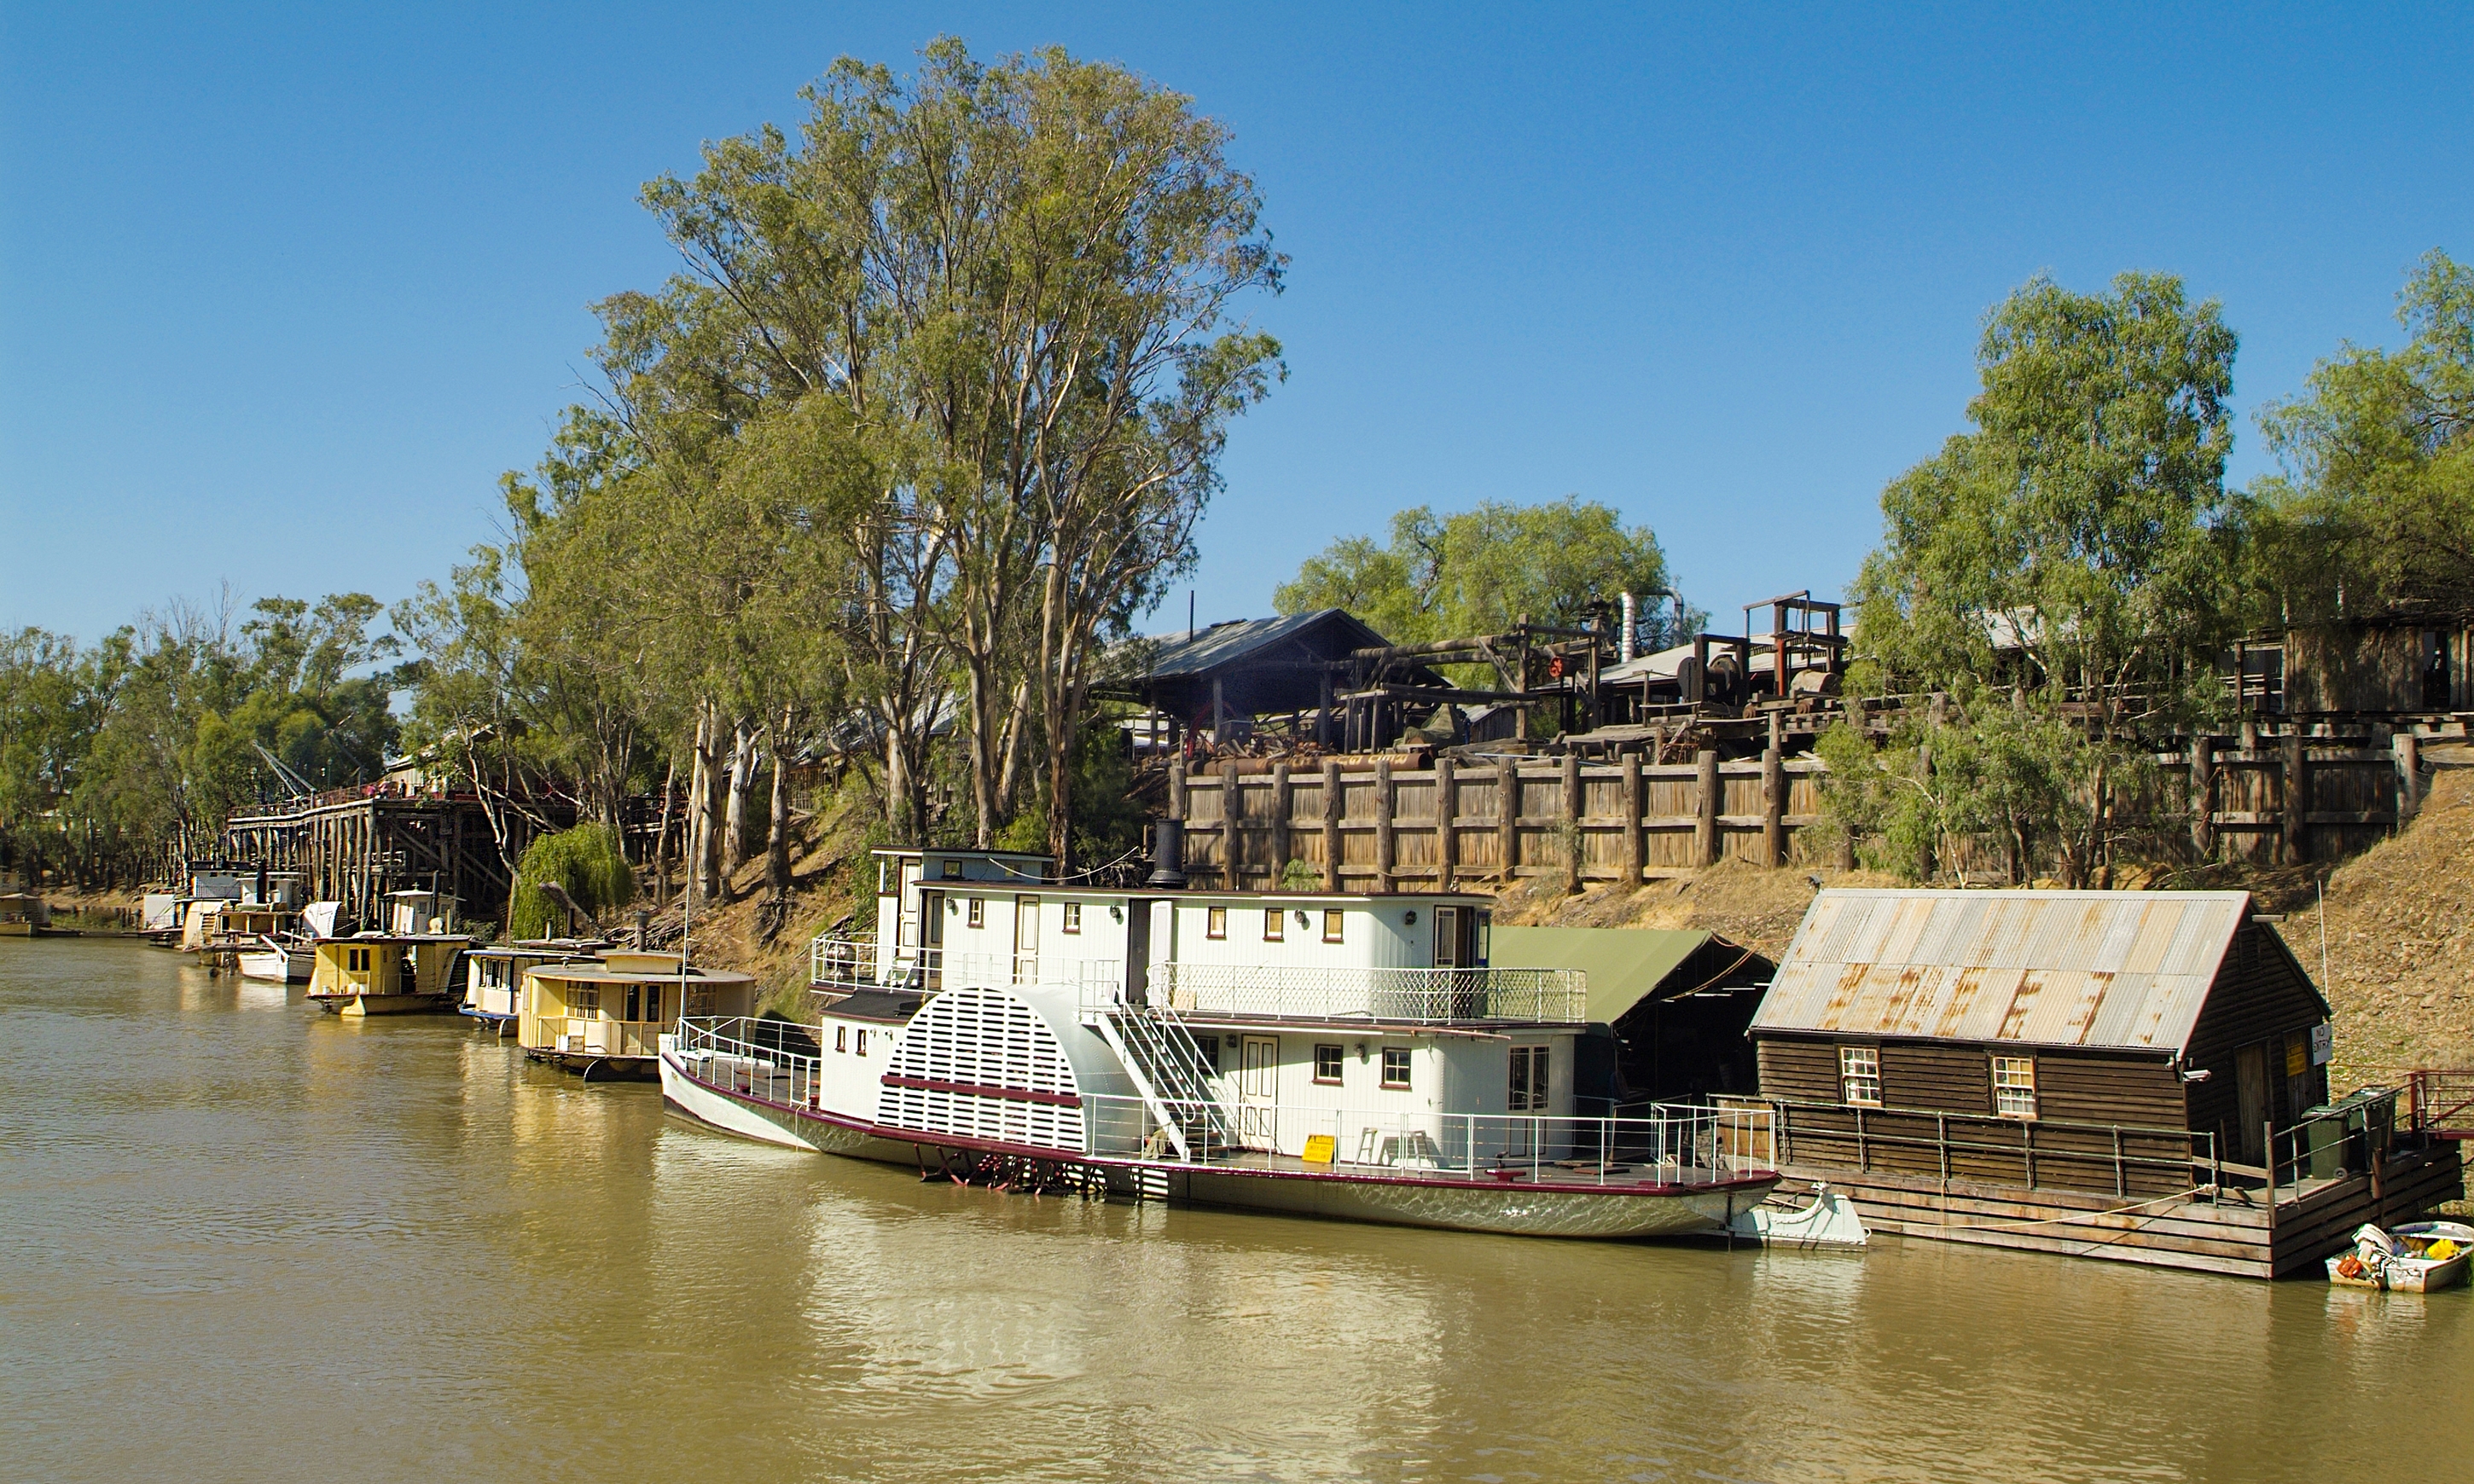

{"left": 2, "top": 938, "right": 2465, "bottom": 1483}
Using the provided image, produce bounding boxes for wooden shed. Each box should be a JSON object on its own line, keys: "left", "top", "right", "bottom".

{"left": 1751, "top": 889, "right": 2333, "bottom": 1195}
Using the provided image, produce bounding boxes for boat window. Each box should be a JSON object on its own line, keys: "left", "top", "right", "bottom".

{"left": 856, "top": 1029, "right": 869, "bottom": 1056}
{"left": 1262, "top": 907, "right": 1283, "bottom": 942}
{"left": 1510, "top": 1046, "right": 1549, "bottom": 1110}
{"left": 1839, "top": 1046, "right": 1881, "bottom": 1106}
{"left": 1062, "top": 901, "right": 1082, "bottom": 935}
{"left": 1206, "top": 906, "right": 1227, "bottom": 940}
{"left": 571, "top": 988, "right": 601, "bottom": 1016}
{"left": 1313, "top": 1044, "right": 1344, "bottom": 1084}
{"left": 1380, "top": 1046, "right": 1411, "bottom": 1090}
{"left": 624, "top": 985, "right": 641, "bottom": 1022}
{"left": 836, "top": 1025, "right": 848, "bottom": 1053}
{"left": 967, "top": 899, "right": 984, "bottom": 929}
{"left": 644, "top": 985, "right": 662, "bottom": 1024}
{"left": 1434, "top": 907, "right": 1460, "bottom": 966}
{"left": 1193, "top": 1035, "right": 1220, "bottom": 1073}
{"left": 1991, "top": 1055, "right": 2037, "bottom": 1120}
{"left": 1322, "top": 909, "right": 1344, "bottom": 944}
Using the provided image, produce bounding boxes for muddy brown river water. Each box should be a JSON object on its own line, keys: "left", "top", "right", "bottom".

{"left": 3, "top": 937, "right": 2467, "bottom": 1482}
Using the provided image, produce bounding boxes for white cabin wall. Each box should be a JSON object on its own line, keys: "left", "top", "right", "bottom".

{"left": 816, "top": 1013, "right": 899, "bottom": 1116}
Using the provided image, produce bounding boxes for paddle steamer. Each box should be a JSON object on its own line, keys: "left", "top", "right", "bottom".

{"left": 663, "top": 843, "right": 1783, "bottom": 1239}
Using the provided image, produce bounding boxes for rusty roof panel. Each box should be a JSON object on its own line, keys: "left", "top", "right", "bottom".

{"left": 1751, "top": 889, "right": 2252, "bottom": 1053}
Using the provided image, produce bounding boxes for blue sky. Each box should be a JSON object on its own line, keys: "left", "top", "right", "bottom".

{"left": 5, "top": 3, "right": 2470, "bottom": 646}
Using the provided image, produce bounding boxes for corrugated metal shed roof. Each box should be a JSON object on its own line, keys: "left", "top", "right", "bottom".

{"left": 1751, "top": 889, "right": 2256, "bottom": 1055}
{"left": 1132, "top": 609, "right": 1390, "bottom": 682}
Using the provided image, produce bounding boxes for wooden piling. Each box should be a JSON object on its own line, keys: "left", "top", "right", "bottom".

{"left": 2190, "top": 736, "right": 2216, "bottom": 859}
{"left": 2282, "top": 733, "right": 2308, "bottom": 864}
{"left": 1621, "top": 752, "right": 1644, "bottom": 885}
{"left": 1270, "top": 763, "right": 1292, "bottom": 883}
{"left": 1695, "top": 750, "right": 1721, "bottom": 867}
{"left": 1321, "top": 759, "right": 1343, "bottom": 892}
{"left": 1435, "top": 756, "right": 1458, "bottom": 893}
{"left": 1223, "top": 758, "right": 1245, "bottom": 889}
{"left": 1373, "top": 758, "right": 1396, "bottom": 894}
{"left": 1560, "top": 751, "right": 1583, "bottom": 894}
{"left": 1762, "top": 747, "right": 1786, "bottom": 868}
{"left": 1497, "top": 761, "right": 1519, "bottom": 882}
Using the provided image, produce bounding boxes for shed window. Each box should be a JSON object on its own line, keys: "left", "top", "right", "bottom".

{"left": 1313, "top": 1044, "right": 1344, "bottom": 1084}
{"left": 1991, "top": 1056, "right": 2037, "bottom": 1120}
{"left": 1061, "top": 901, "right": 1082, "bottom": 935}
{"left": 1206, "top": 906, "right": 1228, "bottom": 940}
{"left": 1838, "top": 1046, "right": 1880, "bottom": 1106}
{"left": 1380, "top": 1046, "right": 1412, "bottom": 1089}
{"left": 1263, "top": 907, "right": 1284, "bottom": 942}
{"left": 1323, "top": 909, "right": 1345, "bottom": 944}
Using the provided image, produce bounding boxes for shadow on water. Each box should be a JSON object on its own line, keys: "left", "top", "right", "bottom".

{"left": 3, "top": 937, "right": 2467, "bottom": 1483}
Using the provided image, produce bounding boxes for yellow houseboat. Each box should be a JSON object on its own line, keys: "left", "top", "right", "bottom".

{"left": 462, "top": 940, "right": 610, "bottom": 1033}
{"left": 520, "top": 950, "right": 757, "bottom": 1080}
{"left": 306, "top": 934, "right": 472, "bottom": 1016}
{"left": 0, "top": 892, "right": 55, "bottom": 936}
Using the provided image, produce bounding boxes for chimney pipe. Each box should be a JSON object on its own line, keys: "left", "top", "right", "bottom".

{"left": 1619, "top": 591, "right": 1637, "bottom": 664}
{"left": 1145, "top": 818, "right": 1188, "bottom": 890}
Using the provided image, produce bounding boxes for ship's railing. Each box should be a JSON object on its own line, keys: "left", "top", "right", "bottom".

{"left": 1122, "top": 963, "right": 1588, "bottom": 1026}
{"left": 809, "top": 935, "right": 1123, "bottom": 997}
{"left": 1081, "top": 1093, "right": 1773, "bottom": 1185}
{"left": 672, "top": 1016, "right": 828, "bottom": 1110}
{"left": 810, "top": 936, "right": 910, "bottom": 989}
{"left": 533, "top": 1016, "right": 666, "bottom": 1058}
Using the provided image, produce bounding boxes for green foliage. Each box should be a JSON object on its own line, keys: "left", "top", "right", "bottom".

{"left": 1815, "top": 699, "right": 2157, "bottom": 886}
{"left": 508, "top": 823, "right": 636, "bottom": 939}
{"left": 0, "top": 594, "right": 401, "bottom": 884}
{"left": 2245, "top": 249, "right": 2474, "bottom": 624}
{"left": 1852, "top": 271, "right": 2239, "bottom": 727}
{"left": 1278, "top": 858, "right": 1320, "bottom": 891}
{"left": 1275, "top": 497, "right": 1691, "bottom": 655}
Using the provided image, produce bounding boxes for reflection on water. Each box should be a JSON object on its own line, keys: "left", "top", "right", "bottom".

{"left": 3, "top": 937, "right": 2468, "bottom": 1483}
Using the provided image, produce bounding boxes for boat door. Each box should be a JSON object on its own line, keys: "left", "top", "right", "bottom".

{"left": 1124, "top": 899, "right": 1153, "bottom": 1006}
{"left": 917, "top": 889, "right": 945, "bottom": 989}
{"left": 2236, "top": 1043, "right": 2270, "bottom": 1165}
{"left": 1013, "top": 895, "right": 1040, "bottom": 984}
{"left": 1239, "top": 1035, "right": 1279, "bottom": 1150}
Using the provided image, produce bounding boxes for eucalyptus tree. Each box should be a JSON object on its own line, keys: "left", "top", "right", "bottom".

{"left": 638, "top": 39, "right": 1284, "bottom": 867}
{"left": 1844, "top": 271, "right": 2239, "bottom": 883}
{"left": 1277, "top": 497, "right": 1687, "bottom": 649}
{"left": 2245, "top": 249, "right": 2474, "bottom": 624}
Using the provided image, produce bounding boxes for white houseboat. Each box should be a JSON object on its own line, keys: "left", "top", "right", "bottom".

{"left": 461, "top": 939, "right": 609, "bottom": 1032}
{"left": 663, "top": 842, "right": 1783, "bottom": 1240}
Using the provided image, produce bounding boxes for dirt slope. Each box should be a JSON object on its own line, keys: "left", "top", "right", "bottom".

{"left": 2319, "top": 759, "right": 2474, "bottom": 1087}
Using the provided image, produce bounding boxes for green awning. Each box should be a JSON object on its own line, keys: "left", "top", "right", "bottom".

{"left": 1490, "top": 925, "right": 1713, "bottom": 1026}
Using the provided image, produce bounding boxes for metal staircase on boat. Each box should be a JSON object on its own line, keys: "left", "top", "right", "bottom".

{"left": 1090, "top": 999, "right": 1237, "bottom": 1162}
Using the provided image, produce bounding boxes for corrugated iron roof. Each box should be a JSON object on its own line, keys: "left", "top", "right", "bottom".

{"left": 1129, "top": 609, "right": 1391, "bottom": 682}
{"left": 1751, "top": 889, "right": 2256, "bottom": 1054}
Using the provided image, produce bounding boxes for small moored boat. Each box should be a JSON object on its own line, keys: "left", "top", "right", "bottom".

{"left": 521, "top": 950, "right": 757, "bottom": 1079}
{"left": 235, "top": 934, "right": 315, "bottom": 984}
{"left": 462, "top": 939, "right": 610, "bottom": 1033}
{"left": 2327, "top": 1220, "right": 2474, "bottom": 1292}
